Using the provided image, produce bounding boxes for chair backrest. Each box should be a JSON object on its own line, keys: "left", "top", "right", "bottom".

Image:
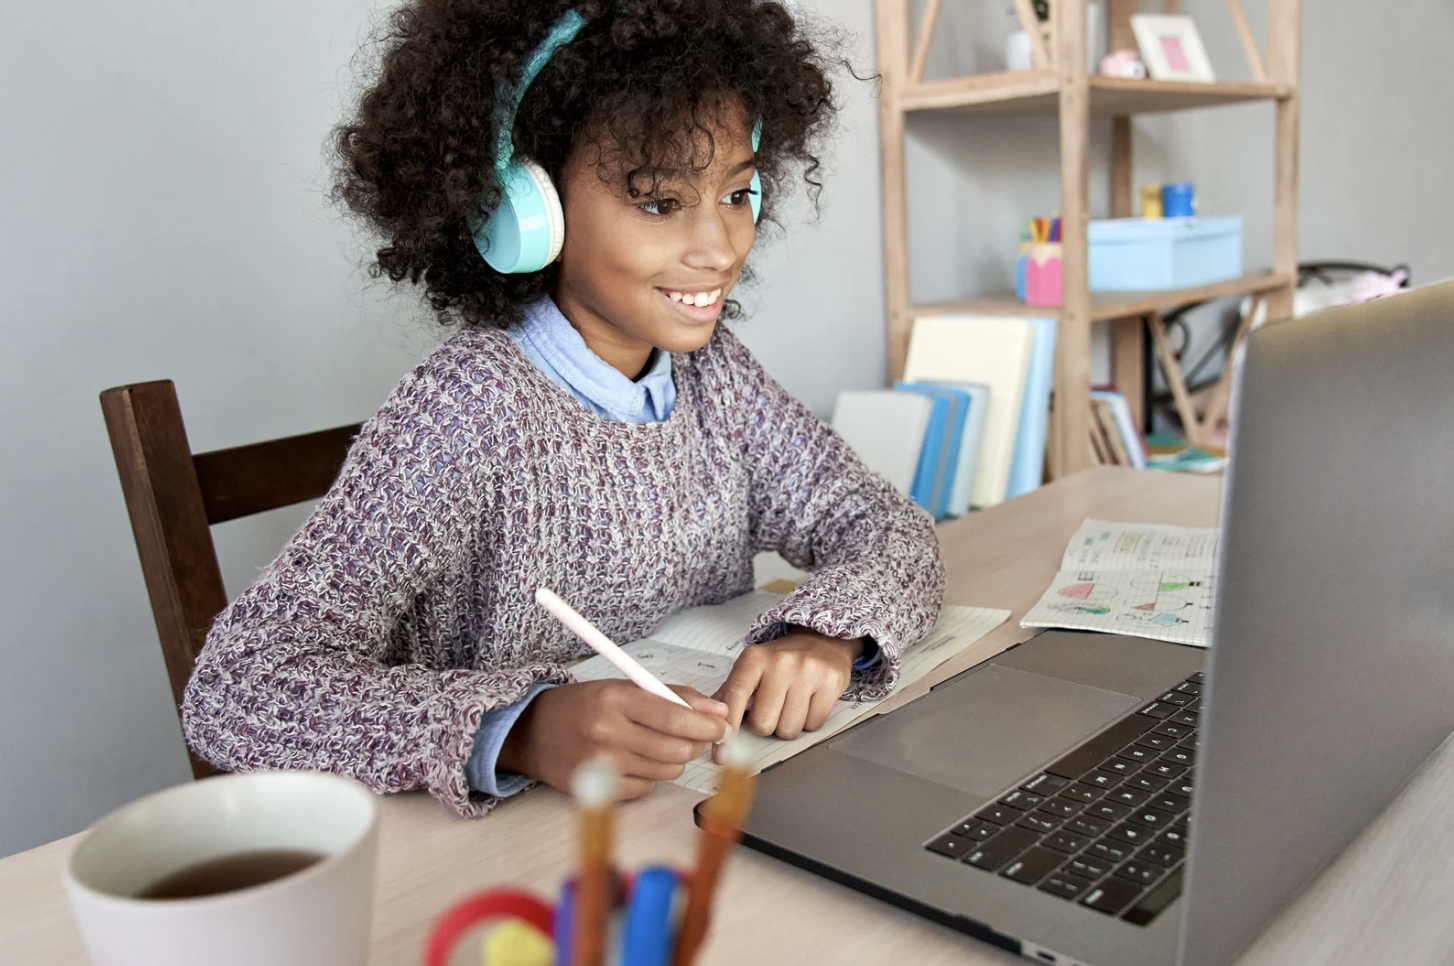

{"left": 100, "top": 380, "right": 360, "bottom": 778}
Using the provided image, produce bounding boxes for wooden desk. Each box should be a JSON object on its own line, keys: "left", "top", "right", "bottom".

{"left": 6, "top": 468, "right": 1453, "bottom": 965}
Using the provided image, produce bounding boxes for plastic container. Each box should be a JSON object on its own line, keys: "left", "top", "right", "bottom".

{"left": 1016, "top": 242, "right": 1063, "bottom": 306}
{"left": 1088, "top": 216, "right": 1243, "bottom": 291}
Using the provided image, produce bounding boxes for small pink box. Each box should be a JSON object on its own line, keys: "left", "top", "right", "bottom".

{"left": 1017, "top": 242, "right": 1063, "bottom": 307}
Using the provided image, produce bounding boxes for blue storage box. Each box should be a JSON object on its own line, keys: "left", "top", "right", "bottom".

{"left": 1088, "top": 216, "right": 1243, "bottom": 291}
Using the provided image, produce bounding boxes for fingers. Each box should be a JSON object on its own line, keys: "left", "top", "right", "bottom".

{"left": 668, "top": 686, "right": 730, "bottom": 720}
{"left": 773, "top": 685, "right": 813, "bottom": 740}
{"left": 716, "top": 654, "right": 764, "bottom": 733}
{"left": 623, "top": 689, "right": 731, "bottom": 744}
{"left": 805, "top": 684, "right": 838, "bottom": 733}
{"left": 746, "top": 664, "right": 791, "bottom": 737}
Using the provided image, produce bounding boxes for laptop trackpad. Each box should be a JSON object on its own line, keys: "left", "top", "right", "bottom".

{"left": 831, "top": 664, "right": 1142, "bottom": 800}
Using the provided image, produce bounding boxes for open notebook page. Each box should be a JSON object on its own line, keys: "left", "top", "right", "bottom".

{"left": 571, "top": 592, "right": 1011, "bottom": 793}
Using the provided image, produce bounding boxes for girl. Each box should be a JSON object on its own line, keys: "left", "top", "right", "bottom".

{"left": 182, "top": 0, "right": 945, "bottom": 816}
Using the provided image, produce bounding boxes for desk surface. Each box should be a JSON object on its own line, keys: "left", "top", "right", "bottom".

{"left": 6, "top": 467, "right": 1454, "bottom": 966}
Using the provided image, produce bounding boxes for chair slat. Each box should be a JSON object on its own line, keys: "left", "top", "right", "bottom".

{"left": 193, "top": 424, "right": 360, "bottom": 524}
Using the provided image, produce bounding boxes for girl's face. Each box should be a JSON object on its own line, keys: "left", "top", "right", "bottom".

{"left": 552, "top": 114, "right": 758, "bottom": 376}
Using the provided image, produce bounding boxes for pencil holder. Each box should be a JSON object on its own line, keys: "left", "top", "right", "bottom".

{"left": 425, "top": 866, "right": 700, "bottom": 966}
{"left": 1016, "top": 242, "right": 1063, "bottom": 307}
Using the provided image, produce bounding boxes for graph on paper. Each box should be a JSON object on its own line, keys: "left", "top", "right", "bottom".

{"left": 571, "top": 591, "right": 1010, "bottom": 793}
{"left": 1021, "top": 519, "right": 1218, "bottom": 647}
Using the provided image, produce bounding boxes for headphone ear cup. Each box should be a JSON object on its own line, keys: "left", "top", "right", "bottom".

{"left": 519, "top": 158, "right": 566, "bottom": 266}
{"left": 749, "top": 169, "right": 763, "bottom": 224}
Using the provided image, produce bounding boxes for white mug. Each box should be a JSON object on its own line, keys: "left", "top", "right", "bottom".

{"left": 63, "top": 771, "right": 379, "bottom": 966}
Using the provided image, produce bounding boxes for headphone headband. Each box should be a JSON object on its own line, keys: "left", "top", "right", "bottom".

{"left": 493, "top": 10, "right": 587, "bottom": 171}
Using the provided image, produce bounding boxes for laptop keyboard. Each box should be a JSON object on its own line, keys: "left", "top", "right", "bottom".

{"left": 924, "top": 672, "right": 1203, "bottom": 926}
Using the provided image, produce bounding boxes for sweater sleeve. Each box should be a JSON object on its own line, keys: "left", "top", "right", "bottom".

{"left": 709, "top": 329, "right": 946, "bottom": 700}
{"left": 181, "top": 357, "right": 573, "bottom": 818}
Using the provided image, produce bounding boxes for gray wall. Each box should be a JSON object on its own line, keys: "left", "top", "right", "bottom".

{"left": 2, "top": 0, "right": 1450, "bottom": 857}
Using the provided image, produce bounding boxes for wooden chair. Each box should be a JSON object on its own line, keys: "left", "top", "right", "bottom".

{"left": 100, "top": 380, "right": 361, "bottom": 779}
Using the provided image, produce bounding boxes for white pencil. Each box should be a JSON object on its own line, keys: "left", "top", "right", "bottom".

{"left": 535, "top": 587, "right": 692, "bottom": 709}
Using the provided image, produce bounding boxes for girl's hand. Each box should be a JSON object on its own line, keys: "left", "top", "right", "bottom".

{"left": 498, "top": 681, "right": 730, "bottom": 799}
{"left": 714, "top": 629, "right": 865, "bottom": 746}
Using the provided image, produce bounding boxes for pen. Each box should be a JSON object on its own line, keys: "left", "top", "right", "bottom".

{"left": 535, "top": 587, "right": 692, "bottom": 709}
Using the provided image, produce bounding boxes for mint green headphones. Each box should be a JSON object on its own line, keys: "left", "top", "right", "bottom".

{"left": 473, "top": 9, "right": 762, "bottom": 274}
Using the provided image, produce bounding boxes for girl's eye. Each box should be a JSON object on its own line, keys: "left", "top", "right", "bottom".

{"left": 638, "top": 197, "right": 681, "bottom": 217}
{"left": 723, "top": 188, "right": 760, "bottom": 208}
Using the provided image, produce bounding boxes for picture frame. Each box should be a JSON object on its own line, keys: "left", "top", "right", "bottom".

{"left": 1130, "top": 14, "right": 1217, "bottom": 83}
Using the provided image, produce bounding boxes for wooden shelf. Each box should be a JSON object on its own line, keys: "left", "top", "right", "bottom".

{"left": 910, "top": 271, "right": 1293, "bottom": 323}
{"left": 900, "top": 71, "right": 1289, "bottom": 117}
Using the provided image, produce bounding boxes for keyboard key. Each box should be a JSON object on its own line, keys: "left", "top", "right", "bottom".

{"left": 1138, "top": 842, "right": 1185, "bottom": 867}
{"left": 1171, "top": 780, "right": 1194, "bottom": 797}
{"left": 1103, "top": 758, "right": 1141, "bottom": 777}
{"left": 1188, "top": 672, "right": 1205, "bottom": 684}
{"left": 1145, "top": 761, "right": 1187, "bottom": 780}
{"left": 964, "top": 826, "right": 1039, "bottom": 871}
{"left": 1044, "top": 715, "right": 1159, "bottom": 781}
{"left": 976, "top": 804, "right": 1020, "bottom": 826}
{"left": 1157, "top": 828, "right": 1188, "bottom": 848}
{"left": 1185, "top": 698, "right": 1203, "bottom": 713}
{"left": 1177, "top": 734, "right": 1199, "bottom": 750}
{"left": 1022, "top": 773, "right": 1069, "bottom": 795}
{"left": 1039, "top": 872, "right": 1094, "bottom": 900}
{"left": 1151, "top": 721, "right": 1192, "bottom": 740}
{"left": 1081, "top": 876, "right": 1142, "bottom": 915}
{"left": 1000, "top": 789, "right": 1046, "bottom": 811}
{"left": 951, "top": 821, "right": 999, "bottom": 841}
{"left": 1169, "top": 710, "right": 1200, "bottom": 728}
{"left": 1117, "top": 746, "right": 1157, "bottom": 764}
{"left": 1001, "top": 846, "right": 1063, "bottom": 884}
{"left": 1134, "top": 733, "right": 1177, "bottom": 753}
{"left": 1161, "top": 748, "right": 1196, "bottom": 767}
{"left": 1088, "top": 840, "right": 1133, "bottom": 864}
{"left": 1156, "top": 690, "right": 1192, "bottom": 706}
{"left": 1107, "top": 822, "right": 1154, "bottom": 846}
{"left": 1170, "top": 819, "right": 1190, "bottom": 836}
{"left": 1107, "top": 787, "right": 1150, "bottom": 807}
{"left": 1084, "top": 801, "right": 1131, "bottom": 823}
{"left": 1114, "top": 860, "right": 1163, "bottom": 886}
{"left": 1060, "top": 783, "right": 1104, "bottom": 804}
{"left": 1067, "top": 815, "right": 1109, "bottom": 838}
{"left": 1123, "top": 865, "right": 1184, "bottom": 926}
{"left": 1150, "top": 791, "right": 1190, "bottom": 814}
{"left": 1174, "top": 681, "right": 1201, "bottom": 696}
{"left": 1015, "top": 812, "right": 1061, "bottom": 834}
{"left": 1043, "top": 831, "right": 1089, "bottom": 854}
{"left": 1083, "top": 770, "right": 1124, "bottom": 790}
{"left": 1066, "top": 853, "right": 1111, "bottom": 880}
{"left": 1136, "top": 702, "right": 1176, "bottom": 719}
{"left": 1127, "top": 774, "right": 1169, "bottom": 793}
{"left": 1040, "top": 797, "right": 1083, "bottom": 818}
{"left": 926, "top": 832, "right": 974, "bottom": 859}
{"left": 1129, "top": 806, "right": 1175, "bottom": 829}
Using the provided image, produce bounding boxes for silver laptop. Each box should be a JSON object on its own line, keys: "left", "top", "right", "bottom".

{"left": 736, "top": 281, "right": 1454, "bottom": 966}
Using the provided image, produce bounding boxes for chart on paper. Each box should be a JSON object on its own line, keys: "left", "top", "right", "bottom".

{"left": 1021, "top": 519, "right": 1219, "bottom": 647}
{"left": 571, "top": 593, "right": 1011, "bottom": 794}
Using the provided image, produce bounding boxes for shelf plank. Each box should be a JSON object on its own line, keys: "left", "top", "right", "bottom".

{"left": 908, "top": 271, "right": 1293, "bottom": 323}
{"left": 900, "top": 72, "right": 1289, "bottom": 116}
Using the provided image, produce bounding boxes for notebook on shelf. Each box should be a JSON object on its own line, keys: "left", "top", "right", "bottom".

{"left": 895, "top": 382, "right": 974, "bottom": 519}
{"left": 830, "top": 390, "right": 934, "bottom": 496}
{"left": 1005, "top": 317, "right": 1058, "bottom": 498}
{"left": 896, "top": 380, "right": 987, "bottom": 518}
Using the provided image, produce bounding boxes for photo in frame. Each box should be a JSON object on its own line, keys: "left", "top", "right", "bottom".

{"left": 1130, "top": 13, "right": 1217, "bottom": 83}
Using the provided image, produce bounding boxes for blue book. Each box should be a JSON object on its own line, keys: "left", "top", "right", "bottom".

{"left": 897, "top": 380, "right": 985, "bottom": 518}
{"left": 893, "top": 386, "right": 955, "bottom": 516}
{"left": 1005, "top": 317, "right": 1058, "bottom": 499}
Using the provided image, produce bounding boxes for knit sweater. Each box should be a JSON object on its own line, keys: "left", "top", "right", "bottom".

{"left": 181, "top": 323, "right": 946, "bottom": 816}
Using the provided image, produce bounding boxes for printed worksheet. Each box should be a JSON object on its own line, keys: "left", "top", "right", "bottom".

{"left": 571, "top": 591, "right": 1010, "bottom": 793}
{"left": 1020, "top": 519, "right": 1218, "bottom": 647}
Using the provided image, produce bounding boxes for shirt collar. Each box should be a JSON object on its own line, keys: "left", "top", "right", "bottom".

{"left": 517, "top": 298, "right": 675, "bottom": 422}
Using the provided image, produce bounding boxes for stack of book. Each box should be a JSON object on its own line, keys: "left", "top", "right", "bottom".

{"left": 831, "top": 315, "right": 1062, "bottom": 520}
{"left": 1087, "top": 387, "right": 1148, "bottom": 469}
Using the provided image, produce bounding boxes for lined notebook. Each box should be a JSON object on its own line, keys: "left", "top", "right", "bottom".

{"left": 904, "top": 316, "right": 1037, "bottom": 508}
{"left": 1021, "top": 519, "right": 1219, "bottom": 647}
{"left": 571, "top": 591, "right": 1011, "bottom": 792}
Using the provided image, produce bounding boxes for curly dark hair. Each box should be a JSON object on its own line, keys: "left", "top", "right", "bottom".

{"left": 332, "top": 0, "right": 843, "bottom": 329}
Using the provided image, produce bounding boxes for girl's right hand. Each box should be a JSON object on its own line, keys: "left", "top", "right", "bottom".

{"left": 497, "top": 681, "right": 731, "bottom": 799}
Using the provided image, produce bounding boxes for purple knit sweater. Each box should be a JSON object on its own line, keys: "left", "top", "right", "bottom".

{"left": 181, "top": 324, "right": 945, "bottom": 816}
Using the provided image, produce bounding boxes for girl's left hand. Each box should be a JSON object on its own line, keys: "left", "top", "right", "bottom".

{"left": 713, "top": 629, "right": 865, "bottom": 749}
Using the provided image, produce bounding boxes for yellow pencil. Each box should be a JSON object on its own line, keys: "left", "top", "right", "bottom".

{"left": 572, "top": 758, "right": 618, "bottom": 966}
{"left": 672, "top": 735, "right": 757, "bottom": 966}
